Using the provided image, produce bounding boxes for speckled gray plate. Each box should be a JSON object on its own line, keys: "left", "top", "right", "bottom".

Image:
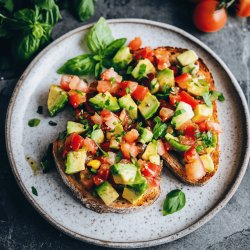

{"left": 5, "top": 19, "right": 250, "bottom": 248}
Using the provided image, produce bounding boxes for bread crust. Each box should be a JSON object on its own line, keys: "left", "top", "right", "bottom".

{"left": 53, "top": 140, "right": 160, "bottom": 213}
{"left": 160, "top": 46, "right": 219, "bottom": 186}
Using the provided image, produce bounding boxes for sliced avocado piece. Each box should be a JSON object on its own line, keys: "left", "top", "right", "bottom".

{"left": 181, "top": 63, "right": 199, "bottom": 75}
{"left": 157, "top": 68, "right": 175, "bottom": 92}
{"left": 122, "top": 187, "right": 144, "bottom": 204}
{"left": 150, "top": 78, "right": 160, "bottom": 94}
{"left": 47, "top": 85, "right": 68, "bottom": 117}
{"left": 110, "top": 163, "right": 137, "bottom": 185}
{"left": 192, "top": 104, "right": 213, "bottom": 123}
{"left": 91, "top": 128, "right": 104, "bottom": 144}
{"left": 200, "top": 154, "right": 214, "bottom": 172}
{"left": 132, "top": 59, "right": 156, "bottom": 79}
{"left": 89, "top": 91, "right": 120, "bottom": 112}
{"left": 187, "top": 79, "right": 209, "bottom": 97}
{"left": 165, "top": 133, "right": 190, "bottom": 152}
{"left": 171, "top": 101, "right": 194, "bottom": 129}
{"left": 138, "top": 92, "right": 160, "bottom": 120}
{"left": 95, "top": 181, "right": 119, "bottom": 205}
{"left": 118, "top": 94, "right": 138, "bottom": 119}
{"left": 177, "top": 50, "right": 198, "bottom": 66}
{"left": 67, "top": 121, "right": 87, "bottom": 135}
{"left": 113, "top": 46, "right": 133, "bottom": 69}
{"left": 139, "top": 127, "right": 153, "bottom": 144}
{"left": 65, "top": 148, "right": 87, "bottom": 174}
{"left": 142, "top": 140, "right": 158, "bottom": 162}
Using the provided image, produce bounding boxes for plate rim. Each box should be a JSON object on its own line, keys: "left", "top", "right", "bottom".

{"left": 5, "top": 18, "right": 250, "bottom": 248}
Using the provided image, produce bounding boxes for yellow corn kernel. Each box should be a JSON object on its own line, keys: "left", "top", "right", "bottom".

{"left": 87, "top": 160, "right": 101, "bottom": 170}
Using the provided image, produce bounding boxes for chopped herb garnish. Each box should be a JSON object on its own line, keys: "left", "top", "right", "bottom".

{"left": 40, "top": 144, "right": 54, "bottom": 173}
{"left": 90, "top": 168, "right": 97, "bottom": 174}
{"left": 96, "top": 142, "right": 109, "bottom": 157}
{"left": 202, "top": 92, "right": 212, "bottom": 107}
{"left": 127, "top": 65, "right": 133, "bottom": 74}
{"left": 31, "top": 186, "right": 38, "bottom": 196}
{"left": 110, "top": 77, "right": 115, "bottom": 85}
{"left": 138, "top": 63, "right": 147, "bottom": 80}
{"left": 48, "top": 121, "right": 57, "bottom": 126}
{"left": 93, "top": 124, "right": 100, "bottom": 130}
{"left": 37, "top": 106, "right": 43, "bottom": 114}
{"left": 115, "top": 151, "right": 123, "bottom": 163}
{"left": 28, "top": 119, "right": 40, "bottom": 127}
{"left": 76, "top": 90, "right": 84, "bottom": 95}
{"left": 153, "top": 116, "right": 167, "bottom": 139}
{"left": 130, "top": 154, "right": 140, "bottom": 168}
{"left": 105, "top": 99, "right": 110, "bottom": 106}
{"left": 173, "top": 109, "right": 186, "bottom": 117}
{"left": 125, "top": 87, "right": 131, "bottom": 94}
{"left": 196, "top": 145, "right": 204, "bottom": 154}
{"left": 129, "top": 106, "right": 134, "bottom": 110}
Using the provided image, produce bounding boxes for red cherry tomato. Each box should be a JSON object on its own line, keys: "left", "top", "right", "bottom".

{"left": 132, "top": 85, "right": 149, "bottom": 101}
{"left": 128, "top": 37, "right": 142, "bottom": 51}
{"left": 68, "top": 90, "right": 86, "bottom": 109}
{"left": 64, "top": 132, "right": 84, "bottom": 152}
{"left": 179, "top": 91, "right": 200, "bottom": 109}
{"left": 237, "top": 0, "right": 250, "bottom": 17}
{"left": 193, "top": 1, "right": 227, "bottom": 32}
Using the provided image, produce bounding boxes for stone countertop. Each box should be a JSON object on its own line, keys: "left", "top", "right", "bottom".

{"left": 0, "top": 0, "right": 249, "bottom": 249}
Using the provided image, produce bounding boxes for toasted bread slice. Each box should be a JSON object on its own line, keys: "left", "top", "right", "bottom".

{"left": 159, "top": 46, "right": 219, "bottom": 185}
{"left": 53, "top": 140, "right": 160, "bottom": 213}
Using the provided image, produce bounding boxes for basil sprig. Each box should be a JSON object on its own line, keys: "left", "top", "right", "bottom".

{"left": 163, "top": 189, "right": 186, "bottom": 216}
{"left": 73, "top": 0, "right": 94, "bottom": 22}
{"left": 57, "top": 17, "right": 127, "bottom": 77}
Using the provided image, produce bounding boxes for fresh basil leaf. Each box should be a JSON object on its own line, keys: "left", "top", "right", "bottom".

{"left": 28, "top": 118, "right": 40, "bottom": 127}
{"left": 163, "top": 189, "right": 186, "bottom": 216}
{"left": 74, "top": 0, "right": 94, "bottom": 22}
{"left": 31, "top": 186, "right": 38, "bottom": 196}
{"left": 0, "top": 0, "right": 14, "bottom": 13}
{"left": 57, "top": 54, "right": 95, "bottom": 75}
{"left": 94, "top": 62, "right": 105, "bottom": 78}
{"left": 103, "top": 38, "right": 126, "bottom": 57}
{"left": 87, "top": 17, "right": 114, "bottom": 54}
{"left": 202, "top": 92, "right": 212, "bottom": 107}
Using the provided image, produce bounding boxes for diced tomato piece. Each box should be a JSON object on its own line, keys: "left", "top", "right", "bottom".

{"left": 101, "top": 152, "right": 116, "bottom": 165}
{"left": 157, "top": 140, "right": 166, "bottom": 156}
{"left": 121, "top": 142, "right": 139, "bottom": 159}
{"left": 60, "top": 75, "right": 72, "bottom": 91}
{"left": 69, "top": 79, "right": 88, "bottom": 93}
{"left": 163, "top": 141, "right": 173, "bottom": 151}
{"left": 169, "top": 65, "right": 179, "bottom": 76}
{"left": 83, "top": 137, "right": 98, "bottom": 154}
{"left": 97, "top": 80, "right": 112, "bottom": 93}
{"left": 132, "top": 85, "right": 149, "bottom": 101}
{"left": 179, "top": 135, "right": 196, "bottom": 146}
{"left": 179, "top": 91, "right": 200, "bottom": 109}
{"left": 60, "top": 75, "right": 88, "bottom": 92}
{"left": 92, "top": 175, "right": 104, "bottom": 186}
{"left": 119, "top": 109, "right": 128, "bottom": 126}
{"left": 141, "top": 162, "right": 162, "bottom": 178}
{"left": 64, "top": 132, "right": 84, "bottom": 152}
{"left": 185, "top": 157, "right": 206, "bottom": 181}
{"left": 180, "top": 121, "right": 198, "bottom": 138}
{"left": 101, "top": 68, "right": 122, "bottom": 83}
{"left": 117, "top": 81, "right": 138, "bottom": 96}
{"left": 91, "top": 112, "right": 103, "bottom": 125}
{"left": 128, "top": 37, "right": 142, "bottom": 51}
{"left": 124, "top": 129, "right": 139, "bottom": 143}
{"left": 169, "top": 93, "right": 181, "bottom": 106}
{"left": 80, "top": 169, "right": 94, "bottom": 190}
{"left": 184, "top": 147, "right": 199, "bottom": 163}
{"left": 198, "top": 121, "right": 221, "bottom": 133}
{"left": 101, "top": 110, "right": 119, "bottom": 129}
{"left": 159, "top": 107, "right": 174, "bottom": 122}
{"left": 133, "top": 47, "right": 154, "bottom": 62}
{"left": 154, "top": 48, "right": 170, "bottom": 70}
{"left": 68, "top": 90, "right": 86, "bottom": 109}
{"left": 175, "top": 73, "right": 192, "bottom": 89}
{"left": 98, "top": 164, "right": 110, "bottom": 180}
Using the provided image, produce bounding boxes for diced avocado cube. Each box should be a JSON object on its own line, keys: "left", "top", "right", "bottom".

{"left": 139, "top": 127, "right": 153, "bottom": 144}
{"left": 150, "top": 78, "right": 160, "bottom": 94}
{"left": 122, "top": 187, "right": 144, "bottom": 205}
{"left": 47, "top": 85, "right": 68, "bottom": 117}
{"left": 149, "top": 155, "right": 161, "bottom": 165}
{"left": 142, "top": 140, "right": 158, "bottom": 161}
{"left": 187, "top": 80, "right": 209, "bottom": 96}
{"left": 106, "top": 123, "right": 124, "bottom": 140}
{"left": 192, "top": 104, "right": 213, "bottom": 123}
{"left": 118, "top": 94, "right": 138, "bottom": 119}
{"left": 171, "top": 101, "right": 194, "bottom": 129}
{"left": 181, "top": 63, "right": 199, "bottom": 75}
{"left": 95, "top": 181, "right": 119, "bottom": 206}
{"left": 200, "top": 154, "right": 214, "bottom": 172}
{"left": 132, "top": 59, "right": 156, "bottom": 79}
{"left": 110, "top": 163, "right": 137, "bottom": 185}
{"left": 67, "top": 121, "right": 87, "bottom": 135}
{"left": 91, "top": 129, "right": 104, "bottom": 144}
{"left": 89, "top": 91, "right": 120, "bottom": 112}
{"left": 113, "top": 46, "right": 133, "bottom": 69}
{"left": 65, "top": 148, "right": 87, "bottom": 174}
{"left": 165, "top": 133, "right": 191, "bottom": 152}
{"left": 157, "top": 68, "right": 175, "bottom": 92}
{"left": 177, "top": 50, "right": 198, "bottom": 66}
{"left": 138, "top": 92, "right": 160, "bottom": 120}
